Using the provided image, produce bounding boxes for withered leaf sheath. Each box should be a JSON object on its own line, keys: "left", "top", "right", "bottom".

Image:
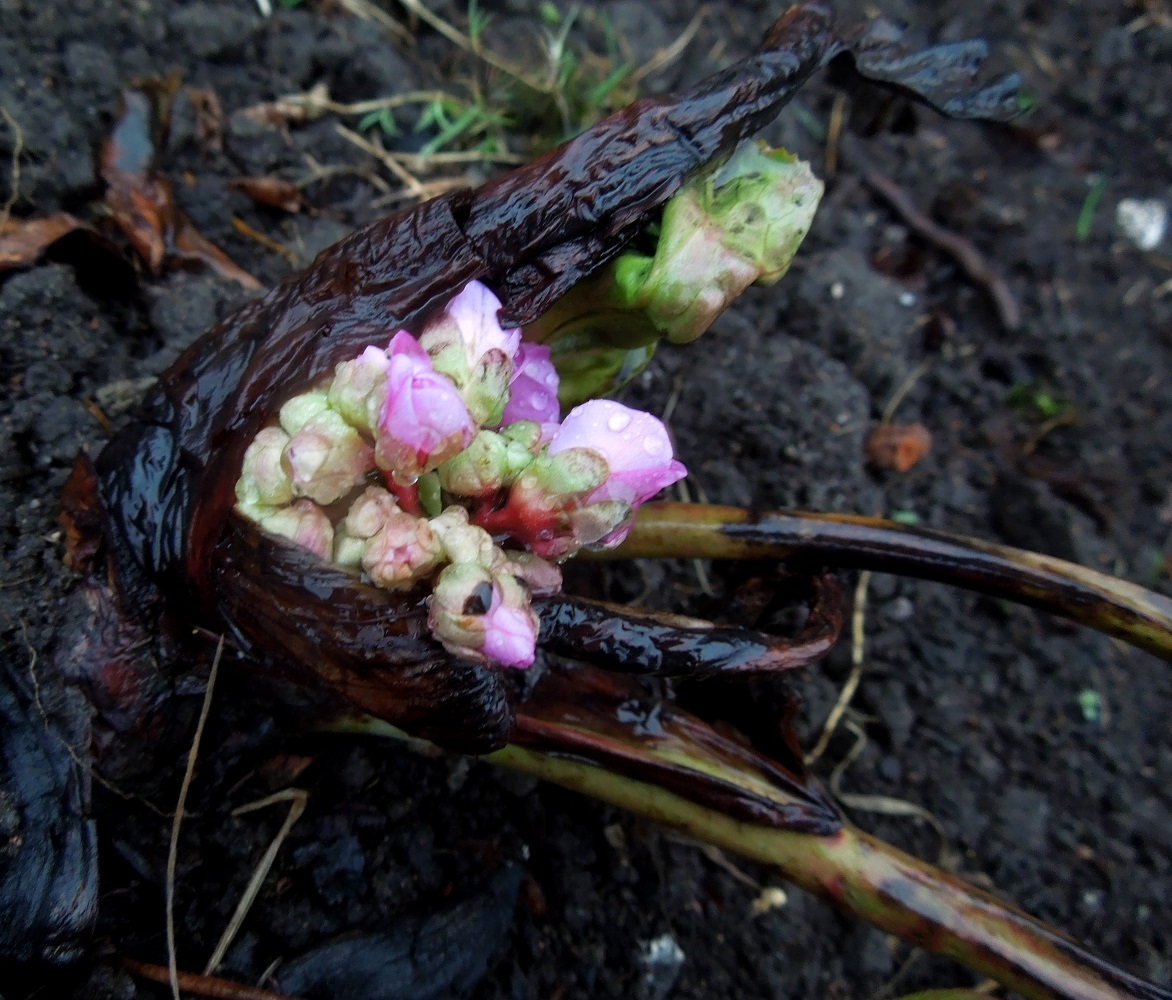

{"left": 93, "top": 2, "right": 1019, "bottom": 752}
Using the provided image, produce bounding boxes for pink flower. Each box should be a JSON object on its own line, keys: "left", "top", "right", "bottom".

{"left": 420, "top": 280, "right": 521, "bottom": 426}
{"left": 430, "top": 280, "right": 521, "bottom": 361}
{"left": 500, "top": 343, "right": 561, "bottom": 425}
{"left": 428, "top": 563, "right": 537, "bottom": 668}
{"left": 547, "top": 399, "right": 686, "bottom": 545}
{"left": 480, "top": 589, "right": 537, "bottom": 668}
{"left": 376, "top": 331, "right": 476, "bottom": 482}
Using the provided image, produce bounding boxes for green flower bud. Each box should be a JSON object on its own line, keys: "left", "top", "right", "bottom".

{"left": 282, "top": 409, "right": 375, "bottom": 505}
{"left": 278, "top": 390, "right": 331, "bottom": 435}
{"left": 236, "top": 426, "right": 294, "bottom": 509}
{"left": 619, "top": 141, "right": 823, "bottom": 343}
{"left": 437, "top": 430, "right": 536, "bottom": 498}
{"left": 255, "top": 499, "right": 334, "bottom": 560}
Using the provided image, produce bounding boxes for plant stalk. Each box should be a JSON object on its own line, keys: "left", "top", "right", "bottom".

{"left": 487, "top": 741, "right": 1168, "bottom": 1000}
{"left": 594, "top": 502, "right": 1172, "bottom": 663}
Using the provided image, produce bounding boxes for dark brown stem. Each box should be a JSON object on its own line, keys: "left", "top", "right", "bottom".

{"left": 597, "top": 502, "right": 1172, "bottom": 663}
{"left": 535, "top": 573, "right": 842, "bottom": 677}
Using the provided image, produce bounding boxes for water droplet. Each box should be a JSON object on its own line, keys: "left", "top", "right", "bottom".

{"left": 544, "top": 371, "right": 559, "bottom": 387}
{"left": 607, "top": 412, "right": 631, "bottom": 432}
{"left": 531, "top": 390, "right": 549, "bottom": 411}
{"left": 642, "top": 435, "right": 664, "bottom": 455}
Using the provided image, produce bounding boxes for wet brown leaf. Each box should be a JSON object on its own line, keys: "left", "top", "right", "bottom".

{"left": 0, "top": 213, "right": 89, "bottom": 271}
{"left": 866, "top": 423, "right": 933, "bottom": 472}
{"left": 172, "top": 214, "right": 262, "bottom": 288}
{"left": 59, "top": 453, "right": 106, "bottom": 576}
{"left": 99, "top": 86, "right": 260, "bottom": 289}
{"left": 228, "top": 176, "right": 303, "bottom": 213}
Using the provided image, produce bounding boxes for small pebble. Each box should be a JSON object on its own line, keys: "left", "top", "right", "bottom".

{"left": 1116, "top": 198, "right": 1167, "bottom": 250}
{"left": 638, "top": 934, "right": 686, "bottom": 1000}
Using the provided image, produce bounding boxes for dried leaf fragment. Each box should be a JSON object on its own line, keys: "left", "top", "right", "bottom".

{"left": 0, "top": 213, "right": 89, "bottom": 271}
{"left": 228, "top": 175, "right": 303, "bottom": 213}
{"left": 866, "top": 423, "right": 932, "bottom": 472}
{"left": 99, "top": 85, "right": 260, "bottom": 289}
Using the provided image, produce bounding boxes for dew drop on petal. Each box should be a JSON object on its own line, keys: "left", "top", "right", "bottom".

{"left": 607, "top": 412, "right": 631, "bottom": 432}
{"left": 531, "top": 390, "right": 549, "bottom": 410}
{"left": 642, "top": 434, "right": 664, "bottom": 455}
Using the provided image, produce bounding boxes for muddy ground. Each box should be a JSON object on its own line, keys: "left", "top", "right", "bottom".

{"left": 1, "top": 0, "right": 1170, "bottom": 998}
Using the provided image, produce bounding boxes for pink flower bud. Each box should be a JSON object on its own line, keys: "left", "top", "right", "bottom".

{"left": 500, "top": 343, "right": 561, "bottom": 425}
{"left": 236, "top": 426, "right": 293, "bottom": 508}
{"left": 329, "top": 346, "right": 391, "bottom": 434}
{"left": 548, "top": 399, "right": 685, "bottom": 545}
{"left": 362, "top": 508, "right": 443, "bottom": 591}
{"left": 428, "top": 564, "right": 537, "bottom": 668}
{"left": 283, "top": 410, "right": 375, "bottom": 505}
{"left": 375, "top": 331, "right": 477, "bottom": 483}
{"left": 481, "top": 575, "right": 538, "bottom": 668}
{"left": 419, "top": 281, "right": 521, "bottom": 426}
{"left": 257, "top": 500, "right": 334, "bottom": 560}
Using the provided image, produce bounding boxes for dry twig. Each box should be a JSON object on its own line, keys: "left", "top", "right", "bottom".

{"left": 862, "top": 170, "right": 1022, "bottom": 332}
{"left": 0, "top": 105, "right": 23, "bottom": 228}
{"left": 204, "top": 789, "right": 309, "bottom": 975}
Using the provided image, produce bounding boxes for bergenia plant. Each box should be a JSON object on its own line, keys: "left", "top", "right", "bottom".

{"left": 234, "top": 278, "right": 685, "bottom": 668}
{"left": 64, "top": 7, "right": 1172, "bottom": 1000}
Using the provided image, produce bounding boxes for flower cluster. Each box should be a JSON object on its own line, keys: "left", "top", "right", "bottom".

{"left": 235, "top": 280, "right": 686, "bottom": 668}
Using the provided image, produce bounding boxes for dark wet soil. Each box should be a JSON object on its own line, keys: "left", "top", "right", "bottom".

{"left": 2, "top": 1, "right": 1171, "bottom": 998}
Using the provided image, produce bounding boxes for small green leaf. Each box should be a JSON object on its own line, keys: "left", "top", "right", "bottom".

{"left": 1076, "top": 174, "right": 1107, "bottom": 242}
{"left": 357, "top": 107, "right": 401, "bottom": 138}
{"left": 539, "top": 1, "right": 561, "bottom": 25}
{"left": 1077, "top": 688, "right": 1102, "bottom": 724}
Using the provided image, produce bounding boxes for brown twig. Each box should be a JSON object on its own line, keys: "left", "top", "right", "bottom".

{"left": 123, "top": 957, "right": 301, "bottom": 1000}
{"left": 861, "top": 169, "right": 1021, "bottom": 332}
{"left": 230, "top": 216, "right": 298, "bottom": 266}
{"left": 825, "top": 93, "right": 847, "bottom": 175}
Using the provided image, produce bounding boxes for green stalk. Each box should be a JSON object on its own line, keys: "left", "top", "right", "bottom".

{"left": 592, "top": 502, "right": 1172, "bottom": 663}
{"left": 486, "top": 742, "right": 1164, "bottom": 1000}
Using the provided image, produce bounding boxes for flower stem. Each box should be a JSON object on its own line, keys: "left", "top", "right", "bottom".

{"left": 591, "top": 501, "right": 1172, "bottom": 663}
{"left": 486, "top": 741, "right": 1168, "bottom": 1000}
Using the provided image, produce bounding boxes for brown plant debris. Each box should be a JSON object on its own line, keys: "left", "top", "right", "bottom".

{"left": 866, "top": 423, "right": 933, "bottom": 472}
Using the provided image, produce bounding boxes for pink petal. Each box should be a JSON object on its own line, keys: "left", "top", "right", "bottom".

{"left": 548, "top": 400, "right": 686, "bottom": 507}
{"left": 377, "top": 333, "right": 476, "bottom": 475}
{"left": 500, "top": 343, "right": 561, "bottom": 425}
{"left": 444, "top": 280, "right": 521, "bottom": 360}
{"left": 481, "top": 599, "right": 536, "bottom": 668}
